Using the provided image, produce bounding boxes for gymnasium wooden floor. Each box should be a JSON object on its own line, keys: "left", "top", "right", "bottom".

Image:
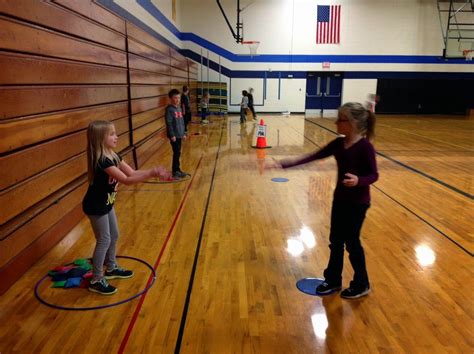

{"left": 1, "top": 114, "right": 473, "bottom": 353}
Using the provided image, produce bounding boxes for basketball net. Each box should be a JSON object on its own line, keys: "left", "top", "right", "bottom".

{"left": 242, "top": 41, "right": 260, "bottom": 58}
{"left": 463, "top": 50, "right": 473, "bottom": 61}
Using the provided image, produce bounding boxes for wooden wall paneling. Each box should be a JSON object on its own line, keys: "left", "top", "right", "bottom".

{"left": 132, "top": 109, "right": 166, "bottom": 130}
{"left": 131, "top": 96, "right": 168, "bottom": 114}
{"left": 130, "top": 85, "right": 171, "bottom": 99}
{"left": 0, "top": 176, "right": 87, "bottom": 240}
{"left": 171, "top": 67, "right": 189, "bottom": 79}
{"left": 172, "top": 77, "right": 187, "bottom": 86}
{"left": 0, "top": 131, "right": 85, "bottom": 191}
{"left": 120, "top": 148, "right": 135, "bottom": 167}
{"left": 129, "top": 70, "right": 171, "bottom": 85}
{"left": 0, "top": 115, "right": 130, "bottom": 191}
{"left": 171, "top": 58, "right": 188, "bottom": 70}
{"left": 0, "top": 102, "right": 128, "bottom": 154}
{"left": 0, "top": 153, "right": 87, "bottom": 224}
{"left": 52, "top": 0, "right": 126, "bottom": 34}
{"left": 116, "top": 131, "right": 131, "bottom": 153}
{"left": 128, "top": 53, "right": 171, "bottom": 75}
{"left": 170, "top": 48, "right": 187, "bottom": 66}
{"left": 127, "top": 38, "right": 170, "bottom": 66}
{"left": 0, "top": 202, "right": 84, "bottom": 295}
{"left": 126, "top": 22, "right": 170, "bottom": 57}
{"left": 0, "top": 0, "right": 126, "bottom": 51}
{"left": 0, "top": 16, "right": 127, "bottom": 67}
{"left": 0, "top": 0, "right": 198, "bottom": 294}
{"left": 189, "top": 61, "right": 198, "bottom": 74}
{"left": 112, "top": 116, "right": 131, "bottom": 135}
{"left": 0, "top": 85, "right": 128, "bottom": 120}
{"left": 0, "top": 180, "right": 88, "bottom": 268}
{"left": 0, "top": 52, "right": 127, "bottom": 85}
{"left": 135, "top": 130, "right": 167, "bottom": 168}
{"left": 189, "top": 81, "right": 198, "bottom": 114}
{"left": 133, "top": 119, "right": 166, "bottom": 144}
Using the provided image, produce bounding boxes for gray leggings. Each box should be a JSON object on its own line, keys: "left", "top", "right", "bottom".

{"left": 88, "top": 208, "right": 119, "bottom": 281}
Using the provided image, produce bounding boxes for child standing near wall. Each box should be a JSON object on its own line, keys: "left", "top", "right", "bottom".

{"left": 200, "top": 90, "right": 210, "bottom": 125}
{"left": 83, "top": 120, "right": 169, "bottom": 295}
{"left": 166, "top": 89, "right": 190, "bottom": 179}
{"left": 247, "top": 88, "right": 257, "bottom": 121}
{"left": 181, "top": 85, "right": 192, "bottom": 134}
{"left": 271, "top": 102, "right": 378, "bottom": 299}
{"left": 240, "top": 90, "right": 249, "bottom": 124}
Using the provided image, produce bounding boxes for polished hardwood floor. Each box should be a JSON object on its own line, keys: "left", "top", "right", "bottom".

{"left": 1, "top": 114, "right": 473, "bottom": 353}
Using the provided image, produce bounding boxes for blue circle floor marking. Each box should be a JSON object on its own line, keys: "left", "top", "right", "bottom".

{"left": 296, "top": 277, "right": 331, "bottom": 296}
{"left": 271, "top": 177, "right": 289, "bottom": 182}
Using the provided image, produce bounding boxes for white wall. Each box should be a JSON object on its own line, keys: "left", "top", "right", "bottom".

{"left": 105, "top": 0, "right": 472, "bottom": 113}
{"left": 177, "top": 0, "right": 471, "bottom": 72}
{"left": 226, "top": 77, "right": 306, "bottom": 113}
{"left": 341, "top": 79, "right": 377, "bottom": 107}
{"left": 114, "top": 0, "right": 181, "bottom": 46}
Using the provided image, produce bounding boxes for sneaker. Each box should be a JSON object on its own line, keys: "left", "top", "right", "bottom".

{"left": 105, "top": 267, "right": 134, "bottom": 279}
{"left": 179, "top": 170, "right": 191, "bottom": 177}
{"left": 315, "top": 282, "right": 342, "bottom": 295}
{"left": 173, "top": 171, "right": 187, "bottom": 179}
{"left": 340, "top": 286, "right": 371, "bottom": 299}
{"left": 88, "top": 278, "right": 117, "bottom": 295}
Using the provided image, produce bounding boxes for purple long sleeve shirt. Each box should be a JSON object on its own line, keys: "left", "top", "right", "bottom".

{"left": 281, "top": 137, "right": 378, "bottom": 204}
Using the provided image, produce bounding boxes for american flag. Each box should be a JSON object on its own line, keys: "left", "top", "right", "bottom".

{"left": 316, "top": 5, "right": 341, "bottom": 44}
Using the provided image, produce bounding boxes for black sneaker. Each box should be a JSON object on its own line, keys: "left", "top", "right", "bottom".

{"left": 175, "top": 171, "right": 188, "bottom": 178}
{"left": 340, "top": 286, "right": 370, "bottom": 299}
{"left": 179, "top": 170, "right": 191, "bottom": 177}
{"left": 88, "top": 278, "right": 117, "bottom": 295}
{"left": 315, "top": 282, "right": 342, "bottom": 295}
{"left": 105, "top": 267, "right": 134, "bottom": 279}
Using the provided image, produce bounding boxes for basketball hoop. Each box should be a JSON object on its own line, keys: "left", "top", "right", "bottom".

{"left": 463, "top": 50, "right": 473, "bottom": 61}
{"left": 242, "top": 41, "right": 260, "bottom": 57}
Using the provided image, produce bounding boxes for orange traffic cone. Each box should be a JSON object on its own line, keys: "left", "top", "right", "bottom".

{"left": 252, "top": 119, "right": 272, "bottom": 149}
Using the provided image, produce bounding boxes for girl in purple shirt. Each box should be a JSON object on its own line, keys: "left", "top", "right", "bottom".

{"left": 277, "top": 102, "right": 378, "bottom": 299}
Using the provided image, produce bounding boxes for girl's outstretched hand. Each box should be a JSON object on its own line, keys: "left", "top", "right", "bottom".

{"left": 153, "top": 166, "right": 171, "bottom": 179}
{"left": 342, "top": 173, "right": 358, "bottom": 187}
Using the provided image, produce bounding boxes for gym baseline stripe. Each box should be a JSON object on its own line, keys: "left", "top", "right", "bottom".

{"left": 118, "top": 155, "right": 203, "bottom": 354}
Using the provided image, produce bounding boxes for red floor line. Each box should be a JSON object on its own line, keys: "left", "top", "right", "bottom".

{"left": 118, "top": 156, "right": 203, "bottom": 354}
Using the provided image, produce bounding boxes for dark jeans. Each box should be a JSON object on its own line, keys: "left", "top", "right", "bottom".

{"left": 324, "top": 201, "right": 370, "bottom": 289}
{"left": 184, "top": 111, "right": 191, "bottom": 131}
{"left": 240, "top": 108, "right": 247, "bottom": 123}
{"left": 248, "top": 104, "right": 256, "bottom": 118}
{"left": 201, "top": 108, "right": 208, "bottom": 121}
{"left": 170, "top": 138, "right": 182, "bottom": 173}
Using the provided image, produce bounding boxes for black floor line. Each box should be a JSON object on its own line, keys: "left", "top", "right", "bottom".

{"left": 305, "top": 119, "right": 473, "bottom": 200}
{"left": 373, "top": 185, "right": 472, "bottom": 256}
{"left": 297, "top": 119, "right": 472, "bottom": 257}
{"left": 174, "top": 121, "right": 225, "bottom": 354}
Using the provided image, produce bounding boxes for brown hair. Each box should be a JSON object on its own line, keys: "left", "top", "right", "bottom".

{"left": 339, "top": 102, "right": 376, "bottom": 140}
{"left": 168, "top": 88, "right": 180, "bottom": 98}
{"left": 86, "top": 120, "right": 119, "bottom": 184}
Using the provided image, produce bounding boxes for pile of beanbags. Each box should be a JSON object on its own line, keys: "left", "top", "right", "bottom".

{"left": 48, "top": 259, "right": 93, "bottom": 289}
